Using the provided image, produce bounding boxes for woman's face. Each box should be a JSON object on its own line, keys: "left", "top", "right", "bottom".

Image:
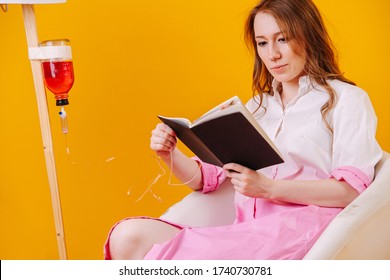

{"left": 254, "top": 12, "right": 306, "bottom": 85}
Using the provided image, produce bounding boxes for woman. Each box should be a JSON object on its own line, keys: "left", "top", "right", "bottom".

{"left": 104, "top": 0, "right": 382, "bottom": 259}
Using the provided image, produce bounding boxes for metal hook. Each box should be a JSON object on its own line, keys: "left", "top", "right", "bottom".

{"left": 1, "top": 4, "right": 8, "bottom": 13}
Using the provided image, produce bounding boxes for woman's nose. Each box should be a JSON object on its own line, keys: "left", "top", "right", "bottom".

{"left": 269, "top": 44, "right": 281, "bottom": 61}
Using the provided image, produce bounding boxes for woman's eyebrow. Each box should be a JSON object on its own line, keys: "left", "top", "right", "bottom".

{"left": 255, "top": 31, "right": 283, "bottom": 39}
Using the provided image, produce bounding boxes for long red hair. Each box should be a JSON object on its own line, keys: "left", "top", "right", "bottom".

{"left": 244, "top": 0, "right": 355, "bottom": 130}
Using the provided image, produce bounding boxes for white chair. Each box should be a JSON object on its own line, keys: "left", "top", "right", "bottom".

{"left": 161, "top": 151, "right": 390, "bottom": 259}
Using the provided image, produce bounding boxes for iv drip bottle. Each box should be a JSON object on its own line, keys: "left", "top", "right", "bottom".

{"left": 42, "top": 60, "right": 74, "bottom": 106}
{"left": 39, "top": 39, "right": 74, "bottom": 106}
{"left": 39, "top": 39, "right": 74, "bottom": 134}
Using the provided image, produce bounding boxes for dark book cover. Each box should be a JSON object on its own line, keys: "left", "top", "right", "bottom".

{"left": 159, "top": 112, "right": 283, "bottom": 170}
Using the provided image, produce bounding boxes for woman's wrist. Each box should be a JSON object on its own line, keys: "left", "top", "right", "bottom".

{"left": 266, "top": 178, "right": 282, "bottom": 201}
{"left": 156, "top": 147, "right": 176, "bottom": 163}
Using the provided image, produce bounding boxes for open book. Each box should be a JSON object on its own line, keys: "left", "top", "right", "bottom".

{"left": 158, "top": 96, "right": 284, "bottom": 170}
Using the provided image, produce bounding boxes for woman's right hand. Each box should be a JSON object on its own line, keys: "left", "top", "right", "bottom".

{"left": 150, "top": 123, "right": 177, "bottom": 158}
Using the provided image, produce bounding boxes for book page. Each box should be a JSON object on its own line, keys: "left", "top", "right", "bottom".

{"left": 157, "top": 116, "right": 192, "bottom": 127}
{"left": 193, "top": 96, "right": 241, "bottom": 126}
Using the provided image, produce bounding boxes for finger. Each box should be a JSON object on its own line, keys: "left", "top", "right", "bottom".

{"left": 151, "top": 127, "right": 173, "bottom": 138}
{"left": 151, "top": 133, "right": 176, "bottom": 147}
{"left": 230, "top": 178, "right": 242, "bottom": 187}
{"left": 150, "top": 141, "right": 173, "bottom": 152}
{"left": 156, "top": 123, "right": 176, "bottom": 137}
{"left": 152, "top": 130, "right": 177, "bottom": 143}
{"left": 150, "top": 134, "right": 176, "bottom": 151}
{"left": 223, "top": 163, "right": 246, "bottom": 174}
{"left": 151, "top": 130, "right": 177, "bottom": 148}
{"left": 224, "top": 168, "right": 241, "bottom": 178}
{"left": 233, "top": 185, "right": 242, "bottom": 194}
{"left": 234, "top": 185, "right": 251, "bottom": 197}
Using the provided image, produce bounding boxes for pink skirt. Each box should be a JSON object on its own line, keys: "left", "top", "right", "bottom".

{"left": 104, "top": 204, "right": 340, "bottom": 260}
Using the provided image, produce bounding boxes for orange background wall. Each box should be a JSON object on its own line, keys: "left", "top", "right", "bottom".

{"left": 0, "top": 0, "right": 389, "bottom": 259}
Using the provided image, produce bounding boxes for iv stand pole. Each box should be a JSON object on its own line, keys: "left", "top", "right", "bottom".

{"left": 21, "top": 4, "right": 67, "bottom": 260}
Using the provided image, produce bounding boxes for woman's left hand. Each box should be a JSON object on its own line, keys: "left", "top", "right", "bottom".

{"left": 223, "top": 163, "right": 273, "bottom": 199}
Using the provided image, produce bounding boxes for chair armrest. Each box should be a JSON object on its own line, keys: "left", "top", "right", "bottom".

{"left": 160, "top": 180, "right": 236, "bottom": 227}
{"left": 304, "top": 151, "right": 390, "bottom": 259}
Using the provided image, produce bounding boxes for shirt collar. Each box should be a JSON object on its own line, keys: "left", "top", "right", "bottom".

{"left": 271, "top": 75, "right": 314, "bottom": 107}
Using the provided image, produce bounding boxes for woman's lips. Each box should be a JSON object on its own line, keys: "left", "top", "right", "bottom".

{"left": 271, "top": 64, "right": 287, "bottom": 70}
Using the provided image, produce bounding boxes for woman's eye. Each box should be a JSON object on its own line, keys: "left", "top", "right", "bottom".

{"left": 257, "top": 41, "right": 267, "bottom": 47}
{"left": 278, "top": 37, "right": 287, "bottom": 43}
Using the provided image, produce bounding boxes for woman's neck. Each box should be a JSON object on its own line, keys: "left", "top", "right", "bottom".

{"left": 280, "top": 80, "right": 299, "bottom": 107}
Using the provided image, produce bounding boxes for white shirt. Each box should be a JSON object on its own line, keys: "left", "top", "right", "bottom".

{"left": 246, "top": 76, "right": 382, "bottom": 190}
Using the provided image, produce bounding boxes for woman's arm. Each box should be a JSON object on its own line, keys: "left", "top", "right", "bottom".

{"left": 269, "top": 178, "right": 358, "bottom": 207}
{"left": 160, "top": 148, "right": 203, "bottom": 191}
{"left": 224, "top": 163, "right": 358, "bottom": 208}
{"left": 150, "top": 123, "right": 203, "bottom": 191}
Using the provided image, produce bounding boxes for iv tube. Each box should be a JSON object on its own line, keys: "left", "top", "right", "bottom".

{"left": 59, "top": 106, "right": 69, "bottom": 134}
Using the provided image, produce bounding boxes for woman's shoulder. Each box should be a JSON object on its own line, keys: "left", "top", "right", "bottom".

{"left": 328, "top": 79, "right": 375, "bottom": 113}
{"left": 328, "top": 79, "right": 368, "bottom": 99}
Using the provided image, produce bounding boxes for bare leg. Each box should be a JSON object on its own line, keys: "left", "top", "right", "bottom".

{"left": 108, "top": 218, "right": 181, "bottom": 259}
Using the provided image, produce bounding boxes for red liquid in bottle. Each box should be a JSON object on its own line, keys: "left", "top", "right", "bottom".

{"left": 42, "top": 61, "right": 74, "bottom": 101}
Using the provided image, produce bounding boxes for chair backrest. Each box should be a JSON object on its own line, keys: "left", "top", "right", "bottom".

{"left": 304, "top": 151, "right": 390, "bottom": 259}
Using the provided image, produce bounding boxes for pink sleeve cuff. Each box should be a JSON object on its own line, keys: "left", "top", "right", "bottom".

{"left": 330, "top": 166, "right": 372, "bottom": 194}
{"left": 192, "top": 157, "right": 226, "bottom": 193}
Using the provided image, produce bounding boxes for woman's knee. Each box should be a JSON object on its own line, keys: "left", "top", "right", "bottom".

{"left": 107, "top": 218, "right": 181, "bottom": 259}
{"left": 109, "top": 219, "right": 148, "bottom": 259}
